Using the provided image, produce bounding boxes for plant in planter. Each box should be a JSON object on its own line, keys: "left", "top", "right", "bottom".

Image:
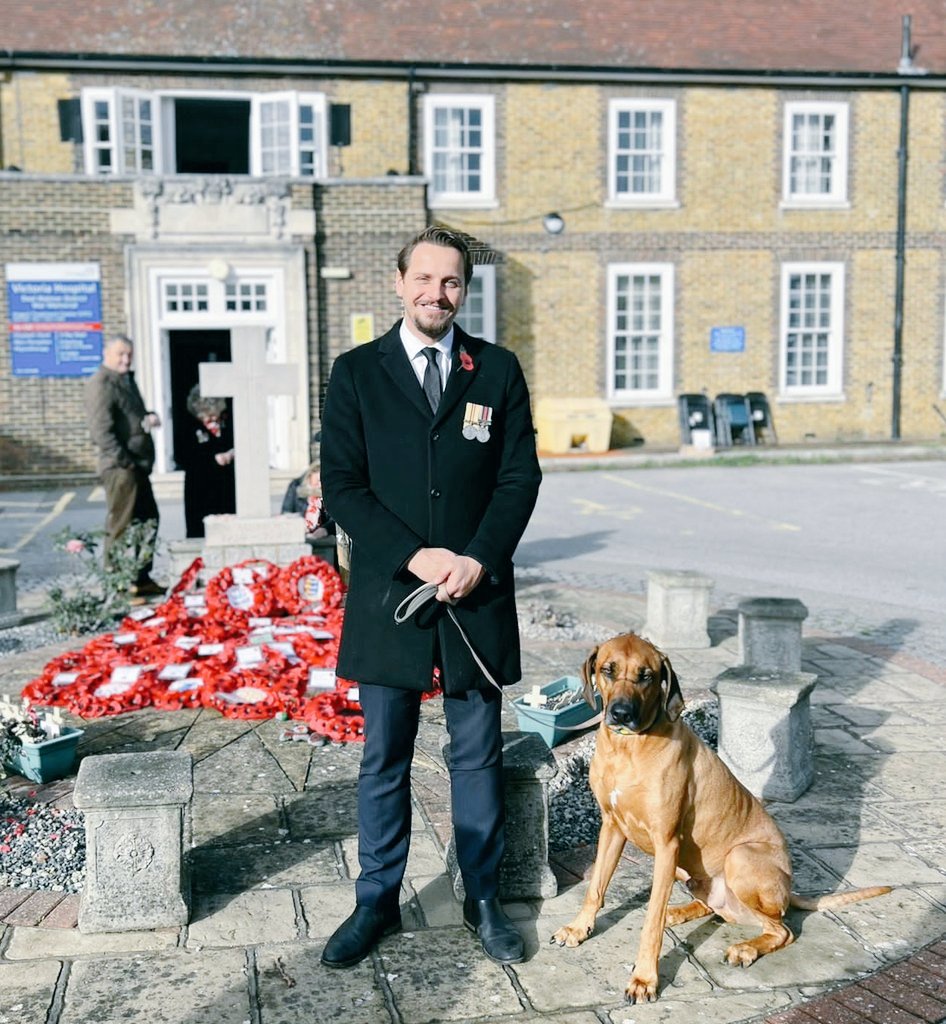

{"left": 1, "top": 698, "right": 83, "bottom": 784}
{"left": 47, "top": 520, "right": 158, "bottom": 635}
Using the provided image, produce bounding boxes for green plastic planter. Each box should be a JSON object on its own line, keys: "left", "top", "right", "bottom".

{"left": 6, "top": 726, "right": 84, "bottom": 783}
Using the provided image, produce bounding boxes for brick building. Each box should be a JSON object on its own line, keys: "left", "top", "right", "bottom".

{"left": 3, "top": 1, "right": 946, "bottom": 477}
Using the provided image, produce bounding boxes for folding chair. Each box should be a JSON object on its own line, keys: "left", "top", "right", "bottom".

{"left": 746, "top": 391, "right": 778, "bottom": 444}
{"left": 677, "top": 394, "right": 715, "bottom": 445}
{"left": 713, "top": 393, "right": 756, "bottom": 446}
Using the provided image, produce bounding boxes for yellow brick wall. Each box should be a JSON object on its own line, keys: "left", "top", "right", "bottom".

{"left": 1, "top": 72, "right": 75, "bottom": 173}
{"left": 327, "top": 80, "right": 408, "bottom": 178}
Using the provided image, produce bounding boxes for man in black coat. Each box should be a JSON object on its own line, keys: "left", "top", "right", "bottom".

{"left": 319, "top": 226, "right": 541, "bottom": 968}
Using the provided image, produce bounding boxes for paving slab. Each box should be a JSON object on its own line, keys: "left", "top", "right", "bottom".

{"left": 186, "top": 889, "right": 298, "bottom": 948}
{"left": 193, "top": 730, "right": 297, "bottom": 794}
{"left": 674, "top": 907, "right": 884, "bottom": 990}
{"left": 520, "top": 917, "right": 710, "bottom": 1012}
{"left": 190, "top": 837, "right": 340, "bottom": 892}
{"left": 0, "top": 959, "right": 61, "bottom": 1024}
{"left": 378, "top": 926, "right": 523, "bottom": 1023}
{"left": 256, "top": 940, "right": 393, "bottom": 1024}
{"left": 284, "top": 782, "right": 359, "bottom": 838}
{"left": 601, "top": 988, "right": 794, "bottom": 1023}
{"left": 60, "top": 948, "right": 250, "bottom": 1024}
{"left": 174, "top": 712, "right": 258, "bottom": 764}
{"left": 813, "top": 841, "right": 946, "bottom": 888}
{"left": 191, "top": 792, "right": 283, "bottom": 847}
{"left": 4, "top": 924, "right": 179, "bottom": 960}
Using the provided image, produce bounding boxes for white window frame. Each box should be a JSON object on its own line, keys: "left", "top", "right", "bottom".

{"left": 81, "top": 87, "right": 327, "bottom": 177}
{"left": 424, "top": 93, "right": 496, "bottom": 208}
{"left": 82, "top": 87, "right": 161, "bottom": 176}
{"left": 779, "top": 262, "right": 846, "bottom": 398}
{"left": 607, "top": 263, "right": 675, "bottom": 402}
{"left": 454, "top": 265, "right": 497, "bottom": 343}
{"left": 608, "top": 99, "right": 677, "bottom": 207}
{"left": 781, "top": 101, "right": 850, "bottom": 208}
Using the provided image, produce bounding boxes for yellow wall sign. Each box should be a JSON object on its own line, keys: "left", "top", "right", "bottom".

{"left": 351, "top": 314, "right": 375, "bottom": 345}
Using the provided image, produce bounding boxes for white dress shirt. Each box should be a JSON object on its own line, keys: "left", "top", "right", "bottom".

{"left": 399, "top": 322, "right": 453, "bottom": 391}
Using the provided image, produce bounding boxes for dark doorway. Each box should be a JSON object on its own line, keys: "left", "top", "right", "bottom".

{"left": 174, "top": 98, "right": 251, "bottom": 174}
{"left": 168, "top": 329, "right": 231, "bottom": 469}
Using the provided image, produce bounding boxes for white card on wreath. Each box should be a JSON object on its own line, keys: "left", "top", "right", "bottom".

{"left": 249, "top": 616, "right": 273, "bottom": 627}
{"left": 113, "top": 633, "right": 137, "bottom": 646}
{"left": 235, "top": 645, "right": 265, "bottom": 668}
{"left": 269, "top": 641, "right": 299, "bottom": 663}
{"left": 232, "top": 567, "right": 254, "bottom": 585}
{"left": 197, "top": 643, "right": 225, "bottom": 657}
{"left": 175, "top": 636, "right": 201, "bottom": 650}
{"left": 184, "top": 594, "right": 206, "bottom": 608}
{"left": 347, "top": 687, "right": 360, "bottom": 703}
{"left": 141, "top": 616, "right": 166, "bottom": 629}
{"left": 128, "top": 606, "right": 155, "bottom": 621}
{"left": 52, "top": 671, "right": 79, "bottom": 687}
{"left": 307, "top": 668, "right": 336, "bottom": 692}
{"left": 158, "top": 663, "right": 193, "bottom": 680}
{"left": 167, "top": 677, "right": 202, "bottom": 693}
{"left": 110, "top": 665, "right": 142, "bottom": 684}
{"left": 249, "top": 629, "right": 275, "bottom": 645}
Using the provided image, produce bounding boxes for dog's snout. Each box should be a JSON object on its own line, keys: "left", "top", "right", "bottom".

{"left": 606, "top": 699, "right": 639, "bottom": 729}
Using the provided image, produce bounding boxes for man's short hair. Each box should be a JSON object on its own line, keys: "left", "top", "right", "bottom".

{"left": 397, "top": 226, "right": 474, "bottom": 286}
{"left": 105, "top": 333, "right": 133, "bottom": 350}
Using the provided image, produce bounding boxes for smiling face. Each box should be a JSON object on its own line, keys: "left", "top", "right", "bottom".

{"left": 395, "top": 241, "right": 467, "bottom": 342}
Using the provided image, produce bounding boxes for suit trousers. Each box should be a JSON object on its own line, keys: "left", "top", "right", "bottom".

{"left": 102, "top": 466, "right": 159, "bottom": 584}
{"left": 355, "top": 683, "right": 505, "bottom": 912}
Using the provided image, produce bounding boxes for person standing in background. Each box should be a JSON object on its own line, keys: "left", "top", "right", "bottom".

{"left": 180, "top": 386, "right": 235, "bottom": 538}
{"left": 84, "top": 334, "right": 163, "bottom": 599}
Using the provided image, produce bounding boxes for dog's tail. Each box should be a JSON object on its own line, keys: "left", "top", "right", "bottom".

{"left": 790, "top": 886, "right": 891, "bottom": 911}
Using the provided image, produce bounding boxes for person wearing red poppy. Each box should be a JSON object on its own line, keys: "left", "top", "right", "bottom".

{"left": 320, "top": 226, "right": 542, "bottom": 969}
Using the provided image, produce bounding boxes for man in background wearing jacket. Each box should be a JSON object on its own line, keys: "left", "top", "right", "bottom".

{"left": 320, "top": 226, "right": 542, "bottom": 969}
{"left": 84, "top": 334, "right": 164, "bottom": 600}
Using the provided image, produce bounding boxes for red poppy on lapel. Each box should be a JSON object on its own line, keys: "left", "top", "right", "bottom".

{"left": 459, "top": 346, "right": 474, "bottom": 371}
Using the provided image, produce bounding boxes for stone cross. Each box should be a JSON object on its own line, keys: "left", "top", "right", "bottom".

{"left": 199, "top": 326, "right": 297, "bottom": 519}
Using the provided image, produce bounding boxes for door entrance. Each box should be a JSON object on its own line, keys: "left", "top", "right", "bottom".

{"left": 168, "top": 329, "right": 231, "bottom": 470}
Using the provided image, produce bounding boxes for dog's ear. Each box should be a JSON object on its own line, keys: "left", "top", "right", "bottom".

{"left": 580, "top": 646, "right": 599, "bottom": 708}
{"left": 660, "top": 656, "right": 685, "bottom": 722}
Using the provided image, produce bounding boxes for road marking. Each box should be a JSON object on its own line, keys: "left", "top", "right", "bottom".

{"left": 0, "top": 491, "right": 76, "bottom": 553}
{"left": 599, "top": 473, "right": 801, "bottom": 531}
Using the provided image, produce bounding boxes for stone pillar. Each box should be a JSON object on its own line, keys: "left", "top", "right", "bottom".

{"left": 714, "top": 667, "right": 817, "bottom": 801}
{"left": 0, "top": 557, "right": 23, "bottom": 629}
{"left": 202, "top": 513, "right": 308, "bottom": 571}
{"left": 738, "top": 597, "right": 808, "bottom": 671}
{"left": 643, "top": 569, "right": 713, "bottom": 649}
{"left": 74, "top": 750, "right": 193, "bottom": 932}
{"left": 444, "top": 731, "right": 558, "bottom": 901}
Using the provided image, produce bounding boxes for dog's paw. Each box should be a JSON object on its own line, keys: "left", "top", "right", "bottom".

{"left": 625, "top": 973, "right": 659, "bottom": 1003}
{"left": 550, "top": 922, "right": 593, "bottom": 948}
{"left": 724, "top": 942, "right": 760, "bottom": 967}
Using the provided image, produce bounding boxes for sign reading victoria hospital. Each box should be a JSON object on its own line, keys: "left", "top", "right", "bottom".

{"left": 6, "top": 262, "right": 103, "bottom": 377}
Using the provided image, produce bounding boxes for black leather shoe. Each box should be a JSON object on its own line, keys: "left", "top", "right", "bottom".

{"left": 320, "top": 905, "right": 401, "bottom": 968}
{"left": 463, "top": 897, "right": 525, "bottom": 964}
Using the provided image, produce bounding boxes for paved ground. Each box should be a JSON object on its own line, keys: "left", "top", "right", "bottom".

{"left": 1, "top": 444, "right": 945, "bottom": 1023}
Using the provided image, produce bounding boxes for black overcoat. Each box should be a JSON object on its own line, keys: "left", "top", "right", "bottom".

{"left": 320, "top": 322, "right": 542, "bottom": 695}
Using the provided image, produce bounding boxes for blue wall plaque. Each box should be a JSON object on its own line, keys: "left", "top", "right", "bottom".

{"left": 710, "top": 326, "right": 746, "bottom": 353}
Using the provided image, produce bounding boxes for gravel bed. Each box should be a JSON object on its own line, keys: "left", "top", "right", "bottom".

{"left": 0, "top": 795, "right": 86, "bottom": 893}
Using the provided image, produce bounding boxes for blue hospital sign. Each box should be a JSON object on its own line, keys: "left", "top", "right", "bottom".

{"left": 6, "top": 262, "right": 103, "bottom": 377}
{"left": 710, "top": 326, "right": 746, "bottom": 353}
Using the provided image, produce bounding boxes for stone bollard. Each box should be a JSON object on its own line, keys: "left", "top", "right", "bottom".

{"left": 74, "top": 750, "right": 193, "bottom": 932}
{"left": 738, "top": 597, "right": 808, "bottom": 671}
{"left": 444, "top": 731, "right": 558, "bottom": 901}
{"left": 714, "top": 667, "right": 817, "bottom": 801}
{"left": 0, "top": 557, "right": 24, "bottom": 629}
{"left": 643, "top": 569, "right": 713, "bottom": 649}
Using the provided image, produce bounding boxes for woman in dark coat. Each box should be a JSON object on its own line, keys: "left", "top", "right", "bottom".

{"left": 180, "top": 386, "right": 236, "bottom": 538}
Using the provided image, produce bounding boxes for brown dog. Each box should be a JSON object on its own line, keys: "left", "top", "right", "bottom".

{"left": 550, "top": 632, "right": 890, "bottom": 1004}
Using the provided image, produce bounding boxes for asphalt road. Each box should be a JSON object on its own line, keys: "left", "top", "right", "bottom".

{"left": 518, "top": 459, "right": 946, "bottom": 665}
{"left": 2, "top": 459, "right": 945, "bottom": 663}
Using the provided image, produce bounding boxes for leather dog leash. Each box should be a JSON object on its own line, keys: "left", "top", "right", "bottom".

{"left": 395, "top": 582, "right": 603, "bottom": 731}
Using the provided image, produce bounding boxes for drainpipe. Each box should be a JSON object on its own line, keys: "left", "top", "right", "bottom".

{"left": 407, "top": 67, "right": 418, "bottom": 176}
{"left": 892, "top": 14, "right": 925, "bottom": 439}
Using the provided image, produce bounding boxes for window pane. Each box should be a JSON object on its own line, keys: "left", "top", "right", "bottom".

{"left": 614, "top": 107, "right": 665, "bottom": 195}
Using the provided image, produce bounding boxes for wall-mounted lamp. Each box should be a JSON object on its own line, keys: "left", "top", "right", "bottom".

{"left": 542, "top": 212, "right": 565, "bottom": 235}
